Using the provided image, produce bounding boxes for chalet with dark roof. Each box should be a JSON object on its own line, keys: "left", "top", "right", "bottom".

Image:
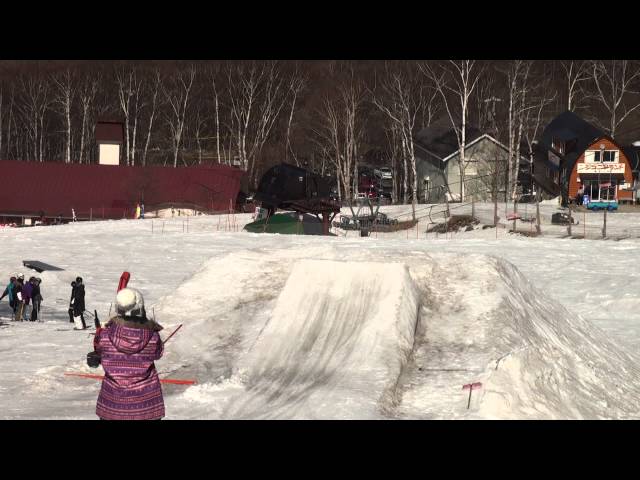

{"left": 538, "top": 111, "right": 636, "bottom": 206}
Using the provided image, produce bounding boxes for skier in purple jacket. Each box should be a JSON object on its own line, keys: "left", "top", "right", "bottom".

{"left": 88, "top": 288, "right": 165, "bottom": 420}
{"left": 22, "top": 277, "right": 34, "bottom": 320}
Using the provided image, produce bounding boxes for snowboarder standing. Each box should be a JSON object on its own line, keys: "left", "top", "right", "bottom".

{"left": 31, "top": 278, "right": 43, "bottom": 322}
{"left": 88, "top": 287, "right": 165, "bottom": 420}
{"left": 22, "top": 277, "right": 34, "bottom": 321}
{"left": 0, "top": 276, "right": 16, "bottom": 312}
{"left": 68, "top": 281, "right": 76, "bottom": 323}
{"left": 14, "top": 274, "right": 25, "bottom": 321}
{"left": 71, "top": 277, "right": 86, "bottom": 330}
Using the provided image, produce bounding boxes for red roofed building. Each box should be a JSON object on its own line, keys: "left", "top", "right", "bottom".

{"left": 0, "top": 160, "right": 245, "bottom": 222}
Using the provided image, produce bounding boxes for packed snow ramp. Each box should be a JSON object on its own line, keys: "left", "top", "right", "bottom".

{"left": 222, "top": 259, "right": 420, "bottom": 419}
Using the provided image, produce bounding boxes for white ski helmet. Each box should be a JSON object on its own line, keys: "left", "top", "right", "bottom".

{"left": 116, "top": 288, "right": 146, "bottom": 318}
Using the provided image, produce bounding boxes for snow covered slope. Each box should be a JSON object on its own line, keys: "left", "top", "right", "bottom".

{"left": 2, "top": 216, "right": 640, "bottom": 419}
{"left": 223, "top": 260, "right": 419, "bottom": 419}
{"left": 399, "top": 254, "right": 640, "bottom": 419}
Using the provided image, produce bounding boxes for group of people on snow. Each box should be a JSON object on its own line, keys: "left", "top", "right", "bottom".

{"left": 0, "top": 274, "right": 43, "bottom": 321}
{"left": 1, "top": 274, "right": 87, "bottom": 328}
{"left": 2, "top": 271, "right": 167, "bottom": 420}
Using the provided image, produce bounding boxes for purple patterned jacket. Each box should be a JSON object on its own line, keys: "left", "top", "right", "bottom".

{"left": 95, "top": 316, "right": 165, "bottom": 420}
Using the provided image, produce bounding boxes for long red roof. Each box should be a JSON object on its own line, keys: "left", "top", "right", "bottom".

{"left": 0, "top": 160, "right": 244, "bottom": 219}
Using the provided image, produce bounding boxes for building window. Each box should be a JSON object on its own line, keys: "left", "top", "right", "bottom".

{"left": 552, "top": 137, "right": 565, "bottom": 154}
{"left": 585, "top": 180, "right": 617, "bottom": 202}
{"left": 593, "top": 150, "right": 617, "bottom": 163}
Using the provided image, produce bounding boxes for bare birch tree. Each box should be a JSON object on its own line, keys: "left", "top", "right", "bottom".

{"left": 77, "top": 74, "right": 98, "bottom": 164}
{"left": 372, "top": 62, "right": 423, "bottom": 220}
{"left": 17, "top": 76, "right": 51, "bottom": 162}
{"left": 141, "top": 69, "right": 161, "bottom": 167}
{"left": 52, "top": 69, "right": 75, "bottom": 163}
{"left": 116, "top": 67, "right": 135, "bottom": 166}
{"left": 559, "top": 60, "right": 590, "bottom": 112}
{"left": 591, "top": 60, "right": 640, "bottom": 138}
{"left": 421, "top": 60, "right": 484, "bottom": 201}
{"left": 163, "top": 65, "right": 196, "bottom": 167}
{"left": 505, "top": 60, "right": 533, "bottom": 199}
{"left": 226, "top": 61, "right": 295, "bottom": 186}
{"left": 285, "top": 70, "right": 307, "bottom": 166}
{"left": 209, "top": 65, "right": 223, "bottom": 164}
{"left": 313, "top": 75, "right": 366, "bottom": 203}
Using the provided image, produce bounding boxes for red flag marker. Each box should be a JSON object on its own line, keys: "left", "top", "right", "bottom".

{"left": 462, "top": 382, "right": 483, "bottom": 409}
{"left": 117, "top": 271, "right": 131, "bottom": 292}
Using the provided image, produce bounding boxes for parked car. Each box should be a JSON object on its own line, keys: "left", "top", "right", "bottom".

{"left": 517, "top": 193, "right": 537, "bottom": 203}
{"left": 374, "top": 167, "right": 393, "bottom": 179}
{"left": 551, "top": 212, "right": 576, "bottom": 225}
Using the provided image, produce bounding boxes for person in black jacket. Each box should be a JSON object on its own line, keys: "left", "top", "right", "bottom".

{"left": 72, "top": 277, "right": 86, "bottom": 330}
{"left": 14, "top": 275, "right": 25, "bottom": 321}
{"left": 31, "top": 278, "right": 43, "bottom": 322}
{"left": 68, "top": 281, "right": 76, "bottom": 323}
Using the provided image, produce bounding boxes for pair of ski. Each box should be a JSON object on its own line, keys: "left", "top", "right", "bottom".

{"left": 66, "top": 271, "right": 195, "bottom": 386}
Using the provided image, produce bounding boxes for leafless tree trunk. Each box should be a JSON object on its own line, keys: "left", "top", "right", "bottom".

{"left": 560, "top": 60, "right": 590, "bottom": 112}
{"left": 226, "top": 62, "right": 294, "bottom": 186}
{"left": 78, "top": 76, "right": 98, "bottom": 164}
{"left": 163, "top": 66, "right": 196, "bottom": 168}
{"left": 5, "top": 86, "right": 14, "bottom": 160}
{"left": 421, "top": 60, "right": 483, "bottom": 202}
{"left": 193, "top": 106, "right": 206, "bottom": 164}
{"left": 591, "top": 60, "right": 640, "bottom": 138}
{"left": 116, "top": 67, "right": 134, "bottom": 166}
{"left": 522, "top": 70, "right": 557, "bottom": 199}
{"left": 372, "top": 62, "right": 424, "bottom": 220}
{"left": 384, "top": 123, "right": 402, "bottom": 204}
{"left": 17, "top": 76, "right": 50, "bottom": 162}
{"left": 210, "top": 68, "right": 223, "bottom": 164}
{"left": 52, "top": 69, "right": 76, "bottom": 164}
{"left": 313, "top": 75, "right": 365, "bottom": 203}
{"left": 142, "top": 70, "right": 161, "bottom": 167}
{"left": 285, "top": 72, "right": 306, "bottom": 166}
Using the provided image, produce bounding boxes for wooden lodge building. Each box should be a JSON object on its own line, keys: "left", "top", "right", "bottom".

{"left": 537, "top": 111, "right": 640, "bottom": 207}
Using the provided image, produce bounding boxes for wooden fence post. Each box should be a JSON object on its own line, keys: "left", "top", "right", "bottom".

{"left": 568, "top": 203, "right": 573, "bottom": 237}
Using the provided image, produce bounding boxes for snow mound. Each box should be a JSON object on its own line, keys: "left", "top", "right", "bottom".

{"left": 222, "top": 259, "right": 420, "bottom": 419}
{"left": 475, "top": 258, "right": 640, "bottom": 419}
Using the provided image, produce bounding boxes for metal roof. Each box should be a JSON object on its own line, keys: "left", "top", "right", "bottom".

{"left": 0, "top": 160, "right": 244, "bottom": 219}
{"left": 414, "top": 117, "right": 484, "bottom": 161}
{"left": 95, "top": 122, "right": 124, "bottom": 143}
{"left": 539, "top": 111, "right": 608, "bottom": 174}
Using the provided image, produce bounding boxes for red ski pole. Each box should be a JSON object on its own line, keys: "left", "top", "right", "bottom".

{"left": 163, "top": 324, "right": 183, "bottom": 345}
{"left": 64, "top": 372, "right": 196, "bottom": 385}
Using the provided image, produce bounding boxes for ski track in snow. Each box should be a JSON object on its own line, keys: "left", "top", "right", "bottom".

{"left": 1, "top": 206, "right": 640, "bottom": 419}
